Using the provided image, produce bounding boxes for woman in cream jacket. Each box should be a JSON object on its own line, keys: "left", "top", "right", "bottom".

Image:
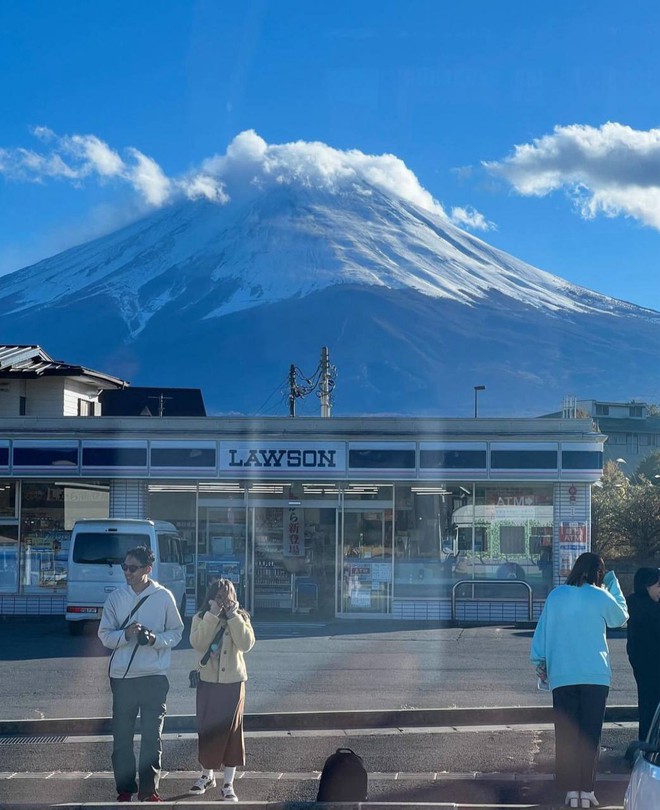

{"left": 188, "top": 578, "right": 255, "bottom": 801}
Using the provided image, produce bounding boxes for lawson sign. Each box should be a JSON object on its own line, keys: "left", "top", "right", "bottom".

{"left": 219, "top": 442, "right": 346, "bottom": 474}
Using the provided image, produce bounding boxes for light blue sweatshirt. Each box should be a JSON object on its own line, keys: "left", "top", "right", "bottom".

{"left": 530, "top": 571, "right": 628, "bottom": 691}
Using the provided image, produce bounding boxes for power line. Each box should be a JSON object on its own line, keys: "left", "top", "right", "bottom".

{"left": 255, "top": 376, "right": 290, "bottom": 415}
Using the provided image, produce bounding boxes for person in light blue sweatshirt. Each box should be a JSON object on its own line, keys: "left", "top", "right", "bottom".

{"left": 530, "top": 552, "right": 628, "bottom": 809}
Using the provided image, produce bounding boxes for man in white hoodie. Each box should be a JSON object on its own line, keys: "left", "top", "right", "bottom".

{"left": 98, "top": 545, "right": 184, "bottom": 802}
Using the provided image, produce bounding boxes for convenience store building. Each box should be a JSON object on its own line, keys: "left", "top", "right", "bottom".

{"left": 0, "top": 415, "right": 603, "bottom": 622}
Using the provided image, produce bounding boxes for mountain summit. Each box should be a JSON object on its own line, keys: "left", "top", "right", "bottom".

{"left": 1, "top": 131, "right": 659, "bottom": 416}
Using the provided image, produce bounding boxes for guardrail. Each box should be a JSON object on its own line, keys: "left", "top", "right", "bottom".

{"left": 451, "top": 578, "right": 534, "bottom": 621}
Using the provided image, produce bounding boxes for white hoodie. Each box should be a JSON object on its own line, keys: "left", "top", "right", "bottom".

{"left": 98, "top": 581, "right": 184, "bottom": 679}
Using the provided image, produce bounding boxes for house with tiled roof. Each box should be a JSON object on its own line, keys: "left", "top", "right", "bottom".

{"left": 0, "top": 345, "right": 128, "bottom": 417}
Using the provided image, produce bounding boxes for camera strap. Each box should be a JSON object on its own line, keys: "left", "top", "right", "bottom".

{"left": 200, "top": 624, "right": 226, "bottom": 666}
{"left": 107, "top": 592, "right": 153, "bottom": 679}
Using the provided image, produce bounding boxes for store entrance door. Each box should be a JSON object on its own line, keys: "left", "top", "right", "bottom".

{"left": 248, "top": 503, "right": 337, "bottom": 617}
{"left": 340, "top": 509, "right": 393, "bottom": 614}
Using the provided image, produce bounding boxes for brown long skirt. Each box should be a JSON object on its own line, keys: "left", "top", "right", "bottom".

{"left": 196, "top": 680, "right": 245, "bottom": 768}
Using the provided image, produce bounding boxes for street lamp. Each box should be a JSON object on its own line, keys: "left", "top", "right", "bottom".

{"left": 473, "top": 385, "right": 486, "bottom": 418}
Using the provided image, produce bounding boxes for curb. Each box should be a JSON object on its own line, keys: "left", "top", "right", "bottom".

{"left": 0, "top": 803, "right": 627, "bottom": 810}
{"left": 0, "top": 802, "right": 627, "bottom": 810}
{"left": 0, "top": 705, "right": 638, "bottom": 737}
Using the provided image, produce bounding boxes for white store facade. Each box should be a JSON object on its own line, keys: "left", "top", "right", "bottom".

{"left": 0, "top": 415, "right": 603, "bottom": 622}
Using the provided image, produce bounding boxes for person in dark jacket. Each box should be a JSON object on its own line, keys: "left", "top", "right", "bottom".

{"left": 626, "top": 567, "right": 660, "bottom": 742}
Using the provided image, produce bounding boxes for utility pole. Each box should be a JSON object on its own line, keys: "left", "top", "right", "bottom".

{"left": 288, "top": 364, "right": 297, "bottom": 417}
{"left": 319, "top": 346, "right": 331, "bottom": 418}
{"left": 287, "top": 349, "right": 335, "bottom": 417}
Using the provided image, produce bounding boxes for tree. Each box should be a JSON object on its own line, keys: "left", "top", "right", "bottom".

{"left": 635, "top": 450, "right": 660, "bottom": 484}
{"left": 592, "top": 460, "right": 660, "bottom": 563}
{"left": 591, "top": 461, "right": 632, "bottom": 559}
{"left": 618, "top": 484, "right": 660, "bottom": 562}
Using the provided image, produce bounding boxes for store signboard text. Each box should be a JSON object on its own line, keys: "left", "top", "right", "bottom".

{"left": 220, "top": 442, "right": 346, "bottom": 473}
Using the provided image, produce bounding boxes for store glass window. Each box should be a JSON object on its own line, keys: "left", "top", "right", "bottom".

{"left": 453, "top": 485, "right": 554, "bottom": 598}
{"left": 0, "top": 481, "right": 17, "bottom": 517}
{"left": 394, "top": 484, "right": 554, "bottom": 600}
{"left": 0, "top": 525, "right": 19, "bottom": 593}
{"left": 393, "top": 484, "right": 470, "bottom": 598}
{"left": 348, "top": 449, "right": 415, "bottom": 469}
{"left": 490, "top": 450, "right": 558, "bottom": 469}
{"left": 247, "top": 484, "right": 338, "bottom": 618}
{"left": 20, "top": 481, "right": 109, "bottom": 593}
{"left": 150, "top": 447, "right": 216, "bottom": 468}
{"left": 562, "top": 450, "right": 603, "bottom": 470}
{"left": 148, "top": 482, "right": 201, "bottom": 611}
{"left": 197, "top": 487, "right": 247, "bottom": 608}
{"left": 419, "top": 449, "right": 487, "bottom": 469}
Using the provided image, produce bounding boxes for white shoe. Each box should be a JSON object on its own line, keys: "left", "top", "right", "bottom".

{"left": 565, "top": 792, "right": 579, "bottom": 808}
{"left": 222, "top": 782, "right": 238, "bottom": 801}
{"left": 580, "top": 791, "right": 599, "bottom": 808}
{"left": 188, "top": 775, "right": 216, "bottom": 794}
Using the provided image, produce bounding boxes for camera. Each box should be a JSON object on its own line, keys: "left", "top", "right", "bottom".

{"left": 136, "top": 626, "right": 155, "bottom": 646}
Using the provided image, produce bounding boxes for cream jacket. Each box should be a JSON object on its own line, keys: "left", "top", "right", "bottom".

{"left": 190, "top": 608, "right": 255, "bottom": 684}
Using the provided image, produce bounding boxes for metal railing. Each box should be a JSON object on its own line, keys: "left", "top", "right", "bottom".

{"left": 451, "top": 578, "right": 534, "bottom": 621}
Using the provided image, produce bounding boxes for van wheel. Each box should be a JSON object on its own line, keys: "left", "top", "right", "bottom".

{"left": 68, "top": 621, "right": 85, "bottom": 636}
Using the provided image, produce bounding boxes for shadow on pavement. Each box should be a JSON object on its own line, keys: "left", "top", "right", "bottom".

{"left": 0, "top": 616, "right": 194, "bottom": 660}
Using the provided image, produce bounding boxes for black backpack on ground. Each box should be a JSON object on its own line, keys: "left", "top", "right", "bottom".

{"left": 316, "top": 747, "right": 368, "bottom": 802}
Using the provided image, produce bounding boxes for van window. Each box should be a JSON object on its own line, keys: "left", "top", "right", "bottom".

{"left": 72, "top": 532, "right": 150, "bottom": 564}
{"left": 157, "top": 533, "right": 182, "bottom": 564}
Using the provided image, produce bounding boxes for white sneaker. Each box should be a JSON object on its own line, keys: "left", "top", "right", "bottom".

{"left": 580, "top": 791, "right": 599, "bottom": 808}
{"left": 565, "top": 792, "right": 579, "bottom": 808}
{"left": 188, "top": 775, "right": 216, "bottom": 794}
{"left": 222, "top": 783, "right": 238, "bottom": 801}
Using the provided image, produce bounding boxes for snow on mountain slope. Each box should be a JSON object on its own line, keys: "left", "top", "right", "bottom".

{"left": 0, "top": 176, "right": 654, "bottom": 341}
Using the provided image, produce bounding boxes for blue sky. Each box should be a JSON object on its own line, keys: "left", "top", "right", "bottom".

{"left": 2, "top": 0, "right": 660, "bottom": 309}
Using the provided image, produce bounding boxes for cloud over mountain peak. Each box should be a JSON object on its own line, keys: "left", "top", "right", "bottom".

{"left": 0, "top": 127, "right": 492, "bottom": 232}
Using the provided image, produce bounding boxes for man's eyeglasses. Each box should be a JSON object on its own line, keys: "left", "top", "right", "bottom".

{"left": 121, "top": 563, "right": 145, "bottom": 573}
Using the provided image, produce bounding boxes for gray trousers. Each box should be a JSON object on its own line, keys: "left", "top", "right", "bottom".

{"left": 110, "top": 675, "right": 169, "bottom": 797}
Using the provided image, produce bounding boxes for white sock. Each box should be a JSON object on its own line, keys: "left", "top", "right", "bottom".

{"left": 224, "top": 766, "right": 236, "bottom": 785}
{"left": 202, "top": 768, "right": 214, "bottom": 779}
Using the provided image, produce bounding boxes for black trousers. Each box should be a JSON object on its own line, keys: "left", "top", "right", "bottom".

{"left": 110, "top": 675, "right": 169, "bottom": 797}
{"left": 552, "top": 684, "right": 609, "bottom": 792}
{"left": 633, "top": 670, "right": 660, "bottom": 742}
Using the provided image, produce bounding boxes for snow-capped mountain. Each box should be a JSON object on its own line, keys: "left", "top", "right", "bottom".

{"left": 1, "top": 165, "right": 659, "bottom": 416}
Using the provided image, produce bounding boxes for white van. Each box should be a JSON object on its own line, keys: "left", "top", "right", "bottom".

{"left": 66, "top": 518, "right": 187, "bottom": 634}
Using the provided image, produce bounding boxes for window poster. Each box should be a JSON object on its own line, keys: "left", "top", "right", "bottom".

{"left": 284, "top": 506, "right": 304, "bottom": 557}
{"left": 559, "top": 522, "right": 588, "bottom": 577}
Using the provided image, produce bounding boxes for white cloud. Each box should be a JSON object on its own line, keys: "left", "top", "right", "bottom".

{"left": 450, "top": 205, "right": 495, "bottom": 231}
{"left": 0, "top": 127, "right": 494, "bottom": 230}
{"left": 200, "top": 129, "right": 448, "bottom": 217}
{"left": 178, "top": 173, "right": 229, "bottom": 203}
{"left": 485, "top": 122, "right": 660, "bottom": 230}
{"left": 66, "top": 134, "right": 125, "bottom": 177}
{"left": 125, "top": 148, "right": 172, "bottom": 206}
{"left": 0, "top": 128, "right": 215, "bottom": 206}
{"left": 32, "top": 125, "right": 56, "bottom": 142}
